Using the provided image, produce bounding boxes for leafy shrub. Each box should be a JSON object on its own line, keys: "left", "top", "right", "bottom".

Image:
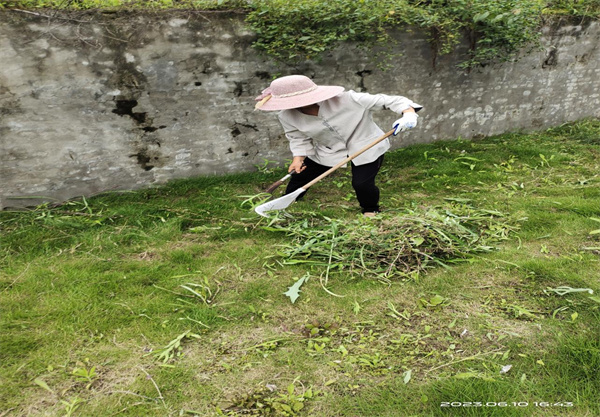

{"left": 245, "top": 0, "right": 594, "bottom": 68}
{"left": 544, "top": 0, "right": 600, "bottom": 17}
{"left": 246, "top": 0, "right": 401, "bottom": 62}
{"left": 407, "top": 0, "right": 545, "bottom": 68}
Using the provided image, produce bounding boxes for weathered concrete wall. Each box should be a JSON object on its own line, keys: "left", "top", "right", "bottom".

{"left": 1, "top": 11, "right": 599, "bottom": 208}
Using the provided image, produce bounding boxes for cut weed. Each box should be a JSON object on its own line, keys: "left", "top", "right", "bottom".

{"left": 264, "top": 202, "right": 520, "bottom": 282}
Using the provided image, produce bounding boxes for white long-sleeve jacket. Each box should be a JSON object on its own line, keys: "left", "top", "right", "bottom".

{"left": 277, "top": 90, "right": 423, "bottom": 166}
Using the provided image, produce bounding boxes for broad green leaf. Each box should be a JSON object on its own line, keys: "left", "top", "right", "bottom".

{"left": 473, "top": 11, "right": 490, "bottom": 22}
{"left": 34, "top": 378, "right": 54, "bottom": 393}
{"left": 430, "top": 295, "right": 445, "bottom": 306}
{"left": 284, "top": 274, "right": 308, "bottom": 304}
{"left": 454, "top": 372, "right": 479, "bottom": 379}
{"left": 411, "top": 236, "right": 425, "bottom": 246}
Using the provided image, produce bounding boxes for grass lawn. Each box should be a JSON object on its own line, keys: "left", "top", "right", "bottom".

{"left": 1, "top": 120, "right": 599, "bottom": 417}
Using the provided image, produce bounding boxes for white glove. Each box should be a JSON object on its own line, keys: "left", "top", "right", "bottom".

{"left": 393, "top": 112, "right": 418, "bottom": 135}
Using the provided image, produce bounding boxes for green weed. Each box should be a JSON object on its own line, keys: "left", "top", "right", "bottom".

{"left": 152, "top": 330, "right": 202, "bottom": 363}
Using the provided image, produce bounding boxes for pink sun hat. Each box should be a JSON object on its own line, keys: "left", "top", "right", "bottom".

{"left": 255, "top": 75, "right": 344, "bottom": 111}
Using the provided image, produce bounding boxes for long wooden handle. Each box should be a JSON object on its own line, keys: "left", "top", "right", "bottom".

{"left": 302, "top": 129, "right": 395, "bottom": 190}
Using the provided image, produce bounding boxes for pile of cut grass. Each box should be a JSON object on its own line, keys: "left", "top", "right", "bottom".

{"left": 265, "top": 201, "right": 520, "bottom": 281}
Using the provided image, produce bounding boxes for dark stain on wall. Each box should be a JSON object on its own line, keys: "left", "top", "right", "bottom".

{"left": 0, "top": 86, "right": 22, "bottom": 116}
{"left": 229, "top": 122, "right": 260, "bottom": 157}
{"left": 111, "top": 98, "right": 168, "bottom": 170}
{"left": 142, "top": 125, "right": 167, "bottom": 132}
{"left": 543, "top": 46, "right": 559, "bottom": 68}
{"left": 233, "top": 81, "right": 244, "bottom": 97}
{"left": 112, "top": 98, "right": 167, "bottom": 133}
{"left": 128, "top": 139, "right": 165, "bottom": 171}
{"left": 255, "top": 71, "right": 271, "bottom": 80}
{"left": 112, "top": 99, "right": 147, "bottom": 123}
{"left": 230, "top": 122, "right": 258, "bottom": 138}
{"left": 129, "top": 149, "right": 155, "bottom": 171}
{"left": 356, "top": 70, "right": 372, "bottom": 92}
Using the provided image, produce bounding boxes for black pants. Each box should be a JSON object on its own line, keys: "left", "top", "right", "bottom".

{"left": 285, "top": 155, "right": 385, "bottom": 213}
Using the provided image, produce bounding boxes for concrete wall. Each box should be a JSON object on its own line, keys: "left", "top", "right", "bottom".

{"left": 1, "top": 11, "right": 599, "bottom": 209}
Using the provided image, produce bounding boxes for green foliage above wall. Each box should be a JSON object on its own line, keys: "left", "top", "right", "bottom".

{"left": 2, "top": 0, "right": 599, "bottom": 68}
{"left": 246, "top": 0, "right": 599, "bottom": 68}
